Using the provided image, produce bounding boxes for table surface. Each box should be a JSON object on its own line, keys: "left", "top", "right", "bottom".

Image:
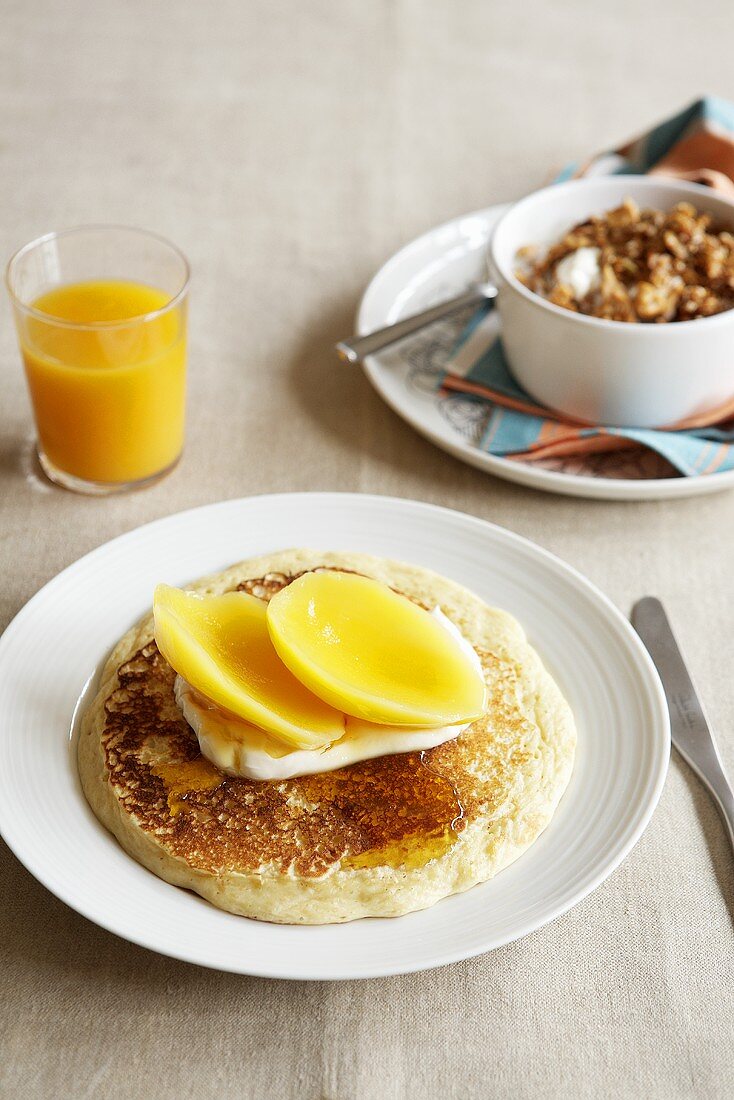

{"left": 2, "top": 1, "right": 733, "bottom": 1097}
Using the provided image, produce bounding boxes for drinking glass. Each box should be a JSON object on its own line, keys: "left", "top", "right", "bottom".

{"left": 6, "top": 225, "right": 190, "bottom": 494}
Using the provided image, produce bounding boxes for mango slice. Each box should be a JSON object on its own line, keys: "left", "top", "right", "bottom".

{"left": 266, "top": 571, "right": 487, "bottom": 727}
{"left": 153, "top": 585, "right": 345, "bottom": 750}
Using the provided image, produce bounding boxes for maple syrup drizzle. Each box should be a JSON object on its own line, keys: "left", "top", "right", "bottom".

{"left": 418, "top": 749, "right": 466, "bottom": 833}
{"left": 150, "top": 758, "right": 224, "bottom": 816}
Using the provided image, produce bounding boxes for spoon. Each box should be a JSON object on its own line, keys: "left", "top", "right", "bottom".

{"left": 335, "top": 281, "right": 497, "bottom": 364}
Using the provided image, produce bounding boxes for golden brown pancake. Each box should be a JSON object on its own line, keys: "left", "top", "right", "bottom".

{"left": 78, "top": 550, "right": 576, "bottom": 924}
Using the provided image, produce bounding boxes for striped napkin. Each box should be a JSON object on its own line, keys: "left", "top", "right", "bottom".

{"left": 440, "top": 97, "right": 734, "bottom": 477}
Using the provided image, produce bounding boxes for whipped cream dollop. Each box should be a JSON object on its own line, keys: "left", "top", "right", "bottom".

{"left": 175, "top": 608, "right": 484, "bottom": 781}
{"left": 554, "top": 246, "right": 601, "bottom": 300}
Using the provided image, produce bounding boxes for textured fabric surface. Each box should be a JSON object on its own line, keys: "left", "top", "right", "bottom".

{"left": 441, "top": 309, "right": 734, "bottom": 473}
{"left": 1, "top": 1, "right": 733, "bottom": 1098}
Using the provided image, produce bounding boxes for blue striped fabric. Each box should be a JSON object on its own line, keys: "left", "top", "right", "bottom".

{"left": 441, "top": 313, "right": 734, "bottom": 475}
{"left": 561, "top": 97, "right": 734, "bottom": 180}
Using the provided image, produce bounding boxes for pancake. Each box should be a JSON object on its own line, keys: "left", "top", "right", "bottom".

{"left": 78, "top": 550, "right": 576, "bottom": 924}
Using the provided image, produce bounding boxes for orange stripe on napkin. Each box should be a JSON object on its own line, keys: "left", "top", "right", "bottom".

{"left": 648, "top": 130, "right": 734, "bottom": 197}
{"left": 509, "top": 433, "right": 635, "bottom": 463}
{"left": 443, "top": 373, "right": 734, "bottom": 437}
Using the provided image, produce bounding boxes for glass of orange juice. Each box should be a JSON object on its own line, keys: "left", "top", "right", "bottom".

{"left": 6, "top": 226, "right": 189, "bottom": 494}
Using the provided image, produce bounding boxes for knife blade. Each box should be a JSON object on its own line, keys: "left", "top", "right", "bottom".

{"left": 632, "top": 596, "right": 734, "bottom": 851}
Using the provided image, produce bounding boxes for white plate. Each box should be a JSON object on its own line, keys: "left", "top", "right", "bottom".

{"left": 358, "top": 205, "right": 734, "bottom": 501}
{"left": 0, "top": 493, "right": 669, "bottom": 979}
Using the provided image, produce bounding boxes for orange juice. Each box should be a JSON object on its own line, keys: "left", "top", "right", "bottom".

{"left": 20, "top": 279, "right": 187, "bottom": 485}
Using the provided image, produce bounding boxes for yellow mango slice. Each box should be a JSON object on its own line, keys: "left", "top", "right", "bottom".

{"left": 266, "top": 571, "right": 487, "bottom": 727}
{"left": 153, "top": 585, "right": 345, "bottom": 750}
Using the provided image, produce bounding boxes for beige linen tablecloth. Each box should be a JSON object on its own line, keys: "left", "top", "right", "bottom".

{"left": 1, "top": 2, "right": 733, "bottom": 1097}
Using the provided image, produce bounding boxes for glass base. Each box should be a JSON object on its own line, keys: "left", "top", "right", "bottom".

{"left": 37, "top": 448, "right": 181, "bottom": 496}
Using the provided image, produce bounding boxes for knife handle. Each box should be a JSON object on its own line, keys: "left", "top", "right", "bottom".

{"left": 690, "top": 755, "right": 734, "bottom": 853}
{"left": 632, "top": 596, "right": 734, "bottom": 855}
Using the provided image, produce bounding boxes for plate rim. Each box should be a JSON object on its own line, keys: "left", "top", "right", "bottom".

{"left": 0, "top": 492, "right": 671, "bottom": 978}
{"left": 358, "top": 205, "right": 734, "bottom": 502}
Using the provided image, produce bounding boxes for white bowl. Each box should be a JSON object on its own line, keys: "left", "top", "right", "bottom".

{"left": 489, "top": 176, "right": 734, "bottom": 427}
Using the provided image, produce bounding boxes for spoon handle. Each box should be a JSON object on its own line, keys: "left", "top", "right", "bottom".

{"left": 335, "top": 282, "right": 497, "bottom": 364}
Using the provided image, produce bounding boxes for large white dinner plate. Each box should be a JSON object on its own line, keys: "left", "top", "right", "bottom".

{"left": 0, "top": 493, "right": 669, "bottom": 979}
{"left": 358, "top": 205, "right": 734, "bottom": 501}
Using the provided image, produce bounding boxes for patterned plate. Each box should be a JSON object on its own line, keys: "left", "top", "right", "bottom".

{"left": 358, "top": 205, "right": 734, "bottom": 500}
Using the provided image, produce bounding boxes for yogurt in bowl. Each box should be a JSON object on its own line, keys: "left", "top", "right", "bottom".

{"left": 489, "top": 175, "right": 734, "bottom": 428}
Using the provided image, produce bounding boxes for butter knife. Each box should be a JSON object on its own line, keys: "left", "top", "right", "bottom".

{"left": 632, "top": 596, "right": 734, "bottom": 851}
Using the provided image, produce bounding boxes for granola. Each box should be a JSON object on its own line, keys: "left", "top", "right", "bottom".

{"left": 516, "top": 198, "right": 734, "bottom": 323}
